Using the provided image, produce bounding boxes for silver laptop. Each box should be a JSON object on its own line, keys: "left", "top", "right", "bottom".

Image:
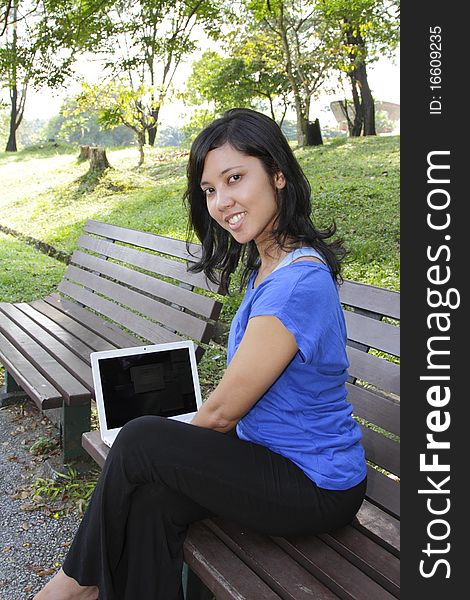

{"left": 90, "top": 340, "right": 202, "bottom": 447}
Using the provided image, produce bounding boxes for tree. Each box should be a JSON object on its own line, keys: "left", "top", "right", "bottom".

{"left": 75, "top": 81, "right": 154, "bottom": 166}
{"left": 240, "top": 0, "right": 335, "bottom": 146}
{"left": 1, "top": 1, "right": 217, "bottom": 152}
{"left": 0, "top": 0, "right": 98, "bottom": 152}
{"left": 104, "top": 0, "right": 221, "bottom": 147}
{"left": 1, "top": 0, "right": 32, "bottom": 151}
{"left": 42, "top": 96, "right": 135, "bottom": 146}
{"left": 318, "top": 0, "right": 400, "bottom": 136}
{"left": 185, "top": 49, "right": 274, "bottom": 116}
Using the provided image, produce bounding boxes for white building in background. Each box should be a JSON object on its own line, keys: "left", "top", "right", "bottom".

{"left": 329, "top": 100, "right": 400, "bottom": 134}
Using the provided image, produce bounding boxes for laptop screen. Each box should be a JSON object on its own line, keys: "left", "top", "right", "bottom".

{"left": 97, "top": 347, "right": 198, "bottom": 429}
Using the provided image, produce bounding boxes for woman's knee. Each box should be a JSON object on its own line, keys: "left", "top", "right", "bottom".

{"left": 107, "top": 415, "right": 168, "bottom": 465}
{"left": 113, "top": 415, "right": 165, "bottom": 446}
{"left": 108, "top": 416, "right": 193, "bottom": 476}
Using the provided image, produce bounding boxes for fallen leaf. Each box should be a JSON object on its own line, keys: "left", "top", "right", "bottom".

{"left": 35, "top": 568, "right": 55, "bottom": 577}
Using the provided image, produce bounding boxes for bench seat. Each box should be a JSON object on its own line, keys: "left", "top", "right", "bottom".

{"left": 0, "top": 220, "right": 225, "bottom": 461}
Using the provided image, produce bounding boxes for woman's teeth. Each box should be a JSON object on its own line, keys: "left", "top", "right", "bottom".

{"left": 228, "top": 212, "right": 246, "bottom": 225}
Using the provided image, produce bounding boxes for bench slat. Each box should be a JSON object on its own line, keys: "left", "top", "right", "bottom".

{"left": 272, "top": 535, "right": 397, "bottom": 600}
{"left": 319, "top": 527, "right": 399, "bottom": 597}
{"left": 347, "top": 384, "right": 400, "bottom": 435}
{"left": 185, "top": 521, "right": 284, "bottom": 600}
{"left": 82, "top": 430, "right": 107, "bottom": 467}
{"left": 0, "top": 309, "right": 90, "bottom": 405}
{"left": 365, "top": 466, "right": 400, "bottom": 518}
{"left": 70, "top": 250, "right": 219, "bottom": 320}
{"left": 0, "top": 304, "right": 94, "bottom": 391}
{"left": 339, "top": 281, "right": 400, "bottom": 320}
{"left": 354, "top": 500, "right": 400, "bottom": 555}
{"left": 346, "top": 346, "right": 400, "bottom": 396}
{"left": 208, "top": 519, "right": 340, "bottom": 600}
{"left": 343, "top": 311, "right": 399, "bottom": 357}
{"left": 45, "top": 294, "right": 142, "bottom": 349}
{"left": 78, "top": 234, "right": 219, "bottom": 293}
{"left": 360, "top": 425, "right": 400, "bottom": 476}
{"left": 0, "top": 331, "right": 62, "bottom": 409}
{"left": 84, "top": 220, "right": 203, "bottom": 264}
{"left": 29, "top": 299, "right": 117, "bottom": 353}
{"left": 64, "top": 265, "right": 210, "bottom": 342}
{"left": 57, "top": 280, "right": 182, "bottom": 345}
{"left": 17, "top": 303, "right": 97, "bottom": 360}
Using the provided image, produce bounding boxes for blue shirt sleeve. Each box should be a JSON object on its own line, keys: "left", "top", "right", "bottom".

{"left": 248, "top": 264, "right": 343, "bottom": 364}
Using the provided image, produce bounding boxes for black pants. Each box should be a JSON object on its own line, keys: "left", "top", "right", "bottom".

{"left": 63, "top": 416, "right": 366, "bottom": 600}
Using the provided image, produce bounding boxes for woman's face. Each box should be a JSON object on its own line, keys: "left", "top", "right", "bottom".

{"left": 200, "top": 143, "right": 285, "bottom": 249}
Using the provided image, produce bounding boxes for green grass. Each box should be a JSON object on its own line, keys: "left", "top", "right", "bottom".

{"left": 0, "top": 136, "right": 399, "bottom": 378}
{"left": 0, "top": 135, "right": 399, "bottom": 287}
{"left": 0, "top": 134, "right": 399, "bottom": 347}
{"left": 0, "top": 232, "right": 67, "bottom": 302}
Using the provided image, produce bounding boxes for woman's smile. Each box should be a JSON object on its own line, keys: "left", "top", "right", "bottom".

{"left": 226, "top": 211, "right": 247, "bottom": 229}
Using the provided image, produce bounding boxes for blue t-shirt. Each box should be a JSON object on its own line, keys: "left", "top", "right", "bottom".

{"left": 228, "top": 256, "right": 367, "bottom": 490}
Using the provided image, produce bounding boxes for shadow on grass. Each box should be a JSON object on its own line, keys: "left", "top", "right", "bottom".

{"left": 73, "top": 166, "right": 142, "bottom": 198}
{"left": 75, "top": 168, "right": 112, "bottom": 196}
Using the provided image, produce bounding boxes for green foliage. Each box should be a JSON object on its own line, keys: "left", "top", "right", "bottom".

{"left": 317, "top": 0, "right": 400, "bottom": 71}
{"left": 56, "top": 92, "right": 135, "bottom": 146}
{"left": 186, "top": 50, "right": 259, "bottom": 112}
{"left": 184, "top": 39, "right": 290, "bottom": 124}
{"left": 181, "top": 108, "right": 219, "bottom": 144}
{"left": 157, "top": 125, "right": 186, "bottom": 147}
{"left": 32, "top": 465, "right": 99, "bottom": 514}
{"left": 29, "top": 436, "right": 58, "bottom": 456}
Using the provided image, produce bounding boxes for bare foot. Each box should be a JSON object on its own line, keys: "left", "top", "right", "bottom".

{"left": 33, "top": 568, "right": 98, "bottom": 600}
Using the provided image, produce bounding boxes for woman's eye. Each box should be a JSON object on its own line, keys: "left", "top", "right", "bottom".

{"left": 229, "top": 174, "right": 241, "bottom": 183}
{"left": 203, "top": 188, "right": 215, "bottom": 198}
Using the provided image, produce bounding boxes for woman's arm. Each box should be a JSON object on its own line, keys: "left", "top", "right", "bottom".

{"left": 191, "top": 315, "right": 298, "bottom": 432}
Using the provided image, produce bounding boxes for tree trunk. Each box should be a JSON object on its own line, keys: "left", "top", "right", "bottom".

{"left": 292, "top": 92, "right": 310, "bottom": 147}
{"left": 356, "top": 63, "right": 376, "bottom": 136}
{"left": 344, "top": 19, "right": 375, "bottom": 137}
{"left": 137, "top": 131, "right": 145, "bottom": 166}
{"left": 88, "top": 147, "right": 110, "bottom": 172}
{"left": 147, "top": 106, "right": 161, "bottom": 147}
{"left": 296, "top": 112, "right": 308, "bottom": 147}
{"left": 78, "top": 145, "right": 91, "bottom": 161}
{"left": 5, "top": 85, "right": 18, "bottom": 152}
{"left": 347, "top": 73, "right": 363, "bottom": 137}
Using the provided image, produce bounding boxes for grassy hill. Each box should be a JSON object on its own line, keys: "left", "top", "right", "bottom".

{"left": 0, "top": 136, "right": 399, "bottom": 309}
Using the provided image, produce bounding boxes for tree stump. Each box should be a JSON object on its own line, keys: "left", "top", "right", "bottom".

{"left": 88, "top": 147, "right": 110, "bottom": 172}
{"left": 306, "top": 119, "right": 323, "bottom": 146}
{"left": 78, "top": 145, "right": 91, "bottom": 162}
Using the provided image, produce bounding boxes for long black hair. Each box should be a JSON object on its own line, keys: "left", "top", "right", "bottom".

{"left": 184, "top": 108, "right": 346, "bottom": 292}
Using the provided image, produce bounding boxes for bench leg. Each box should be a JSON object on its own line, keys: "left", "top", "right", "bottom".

{"left": 183, "top": 563, "right": 214, "bottom": 600}
{"left": 45, "top": 401, "right": 91, "bottom": 463}
{"left": 0, "top": 370, "right": 28, "bottom": 407}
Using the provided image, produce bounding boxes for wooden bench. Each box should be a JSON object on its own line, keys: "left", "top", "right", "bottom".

{"left": 82, "top": 279, "right": 400, "bottom": 599}
{"left": 0, "top": 220, "right": 225, "bottom": 461}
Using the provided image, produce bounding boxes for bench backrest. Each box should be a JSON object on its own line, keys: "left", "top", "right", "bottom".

{"left": 58, "top": 220, "right": 224, "bottom": 361}
{"left": 339, "top": 280, "right": 400, "bottom": 519}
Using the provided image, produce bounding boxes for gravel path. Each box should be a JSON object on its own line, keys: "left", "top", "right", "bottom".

{"left": 0, "top": 402, "right": 83, "bottom": 599}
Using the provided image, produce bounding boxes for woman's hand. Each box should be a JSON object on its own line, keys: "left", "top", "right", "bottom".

{"left": 191, "top": 315, "right": 298, "bottom": 432}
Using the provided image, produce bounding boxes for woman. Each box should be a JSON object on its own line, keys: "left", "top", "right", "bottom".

{"left": 35, "top": 108, "right": 367, "bottom": 600}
